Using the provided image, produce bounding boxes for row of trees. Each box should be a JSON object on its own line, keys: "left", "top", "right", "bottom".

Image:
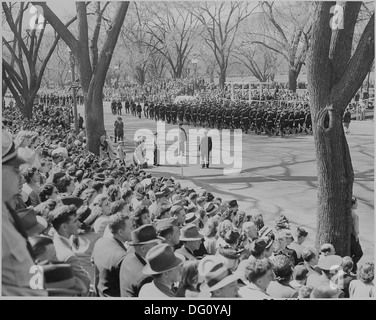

{"left": 1, "top": 1, "right": 375, "bottom": 262}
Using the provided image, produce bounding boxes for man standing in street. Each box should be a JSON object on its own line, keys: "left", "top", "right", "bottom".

{"left": 178, "top": 123, "right": 187, "bottom": 157}
{"left": 114, "top": 117, "right": 124, "bottom": 143}
{"left": 343, "top": 107, "right": 352, "bottom": 134}
{"left": 199, "top": 129, "right": 212, "bottom": 169}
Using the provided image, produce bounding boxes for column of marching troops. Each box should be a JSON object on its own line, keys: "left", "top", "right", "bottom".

{"left": 116, "top": 98, "right": 313, "bottom": 137}
{"left": 38, "top": 93, "right": 84, "bottom": 107}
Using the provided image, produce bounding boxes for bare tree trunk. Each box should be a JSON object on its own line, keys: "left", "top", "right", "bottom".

{"left": 288, "top": 68, "right": 298, "bottom": 92}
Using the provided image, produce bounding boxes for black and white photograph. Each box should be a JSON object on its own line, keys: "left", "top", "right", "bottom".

{"left": 1, "top": 1, "right": 374, "bottom": 301}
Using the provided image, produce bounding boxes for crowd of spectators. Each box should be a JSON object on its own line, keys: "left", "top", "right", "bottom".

{"left": 2, "top": 96, "right": 373, "bottom": 299}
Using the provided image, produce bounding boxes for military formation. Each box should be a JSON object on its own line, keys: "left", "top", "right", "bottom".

{"left": 120, "top": 98, "right": 313, "bottom": 137}
{"left": 38, "top": 93, "right": 84, "bottom": 107}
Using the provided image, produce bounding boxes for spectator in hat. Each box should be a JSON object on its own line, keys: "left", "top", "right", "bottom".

{"left": 217, "top": 246, "right": 241, "bottom": 272}
{"left": 156, "top": 217, "right": 180, "bottom": 247}
{"left": 2, "top": 128, "right": 47, "bottom": 296}
{"left": 270, "top": 230, "right": 297, "bottom": 266}
{"left": 306, "top": 254, "right": 343, "bottom": 291}
{"left": 175, "top": 224, "right": 204, "bottom": 261}
{"left": 253, "top": 213, "right": 265, "bottom": 231}
{"left": 350, "top": 196, "right": 363, "bottom": 273}
{"left": 267, "top": 254, "right": 298, "bottom": 298}
{"left": 204, "top": 202, "right": 220, "bottom": 218}
{"left": 302, "top": 247, "right": 322, "bottom": 278}
{"left": 248, "top": 238, "right": 268, "bottom": 260}
{"left": 203, "top": 217, "right": 219, "bottom": 255}
{"left": 91, "top": 213, "right": 133, "bottom": 297}
{"left": 17, "top": 208, "right": 48, "bottom": 237}
{"left": 56, "top": 175, "right": 75, "bottom": 197}
{"left": 176, "top": 260, "right": 201, "bottom": 297}
{"left": 227, "top": 200, "right": 239, "bottom": 215}
{"left": 139, "top": 243, "right": 183, "bottom": 297}
{"left": 274, "top": 214, "right": 290, "bottom": 231}
{"left": 199, "top": 256, "right": 240, "bottom": 297}
{"left": 349, "top": 261, "right": 374, "bottom": 298}
{"left": 288, "top": 226, "right": 308, "bottom": 264}
{"left": 119, "top": 224, "right": 163, "bottom": 297}
{"left": 238, "top": 258, "right": 274, "bottom": 299}
{"left": 49, "top": 205, "right": 91, "bottom": 295}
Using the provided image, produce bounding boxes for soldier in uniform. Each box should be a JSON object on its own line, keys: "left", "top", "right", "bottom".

{"left": 136, "top": 102, "right": 142, "bottom": 119}
{"left": 200, "top": 106, "right": 207, "bottom": 128}
{"left": 125, "top": 100, "right": 130, "bottom": 114}
{"left": 159, "top": 103, "right": 166, "bottom": 122}
{"left": 216, "top": 107, "right": 223, "bottom": 131}
{"left": 165, "top": 104, "right": 171, "bottom": 124}
{"left": 191, "top": 105, "right": 197, "bottom": 127}
{"left": 255, "top": 108, "right": 264, "bottom": 135}
{"left": 111, "top": 99, "right": 117, "bottom": 115}
{"left": 131, "top": 101, "right": 136, "bottom": 116}
{"left": 178, "top": 104, "right": 185, "bottom": 124}
{"left": 265, "top": 110, "right": 274, "bottom": 137}
{"left": 232, "top": 107, "right": 241, "bottom": 130}
{"left": 117, "top": 100, "right": 123, "bottom": 115}
{"left": 209, "top": 106, "right": 216, "bottom": 128}
{"left": 241, "top": 108, "right": 250, "bottom": 134}
{"left": 224, "top": 108, "right": 232, "bottom": 129}
{"left": 149, "top": 102, "right": 155, "bottom": 120}
{"left": 304, "top": 108, "right": 312, "bottom": 134}
{"left": 184, "top": 104, "right": 191, "bottom": 126}
{"left": 154, "top": 103, "right": 160, "bottom": 122}
{"left": 144, "top": 101, "right": 149, "bottom": 118}
{"left": 171, "top": 103, "right": 178, "bottom": 124}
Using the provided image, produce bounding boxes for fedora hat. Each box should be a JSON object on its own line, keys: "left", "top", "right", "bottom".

{"left": 318, "top": 254, "right": 343, "bottom": 271}
{"left": 17, "top": 208, "right": 48, "bottom": 237}
{"left": 2, "top": 129, "right": 26, "bottom": 166}
{"left": 128, "top": 224, "right": 164, "bottom": 246}
{"left": 155, "top": 217, "right": 179, "bottom": 233}
{"left": 184, "top": 211, "right": 200, "bottom": 225}
{"left": 41, "top": 263, "right": 83, "bottom": 296}
{"left": 199, "top": 257, "right": 241, "bottom": 292}
{"left": 204, "top": 202, "right": 219, "bottom": 217}
{"left": 179, "top": 224, "right": 204, "bottom": 241}
{"left": 93, "top": 173, "right": 106, "bottom": 181}
{"left": 61, "top": 196, "right": 84, "bottom": 209}
{"left": 143, "top": 243, "right": 183, "bottom": 275}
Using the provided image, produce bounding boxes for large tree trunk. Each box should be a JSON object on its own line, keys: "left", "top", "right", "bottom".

{"left": 85, "top": 83, "right": 105, "bottom": 154}
{"left": 308, "top": 2, "right": 374, "bottom": 257}
{"left": 288, "top": 68, "right": 298, "bottom": 92}
{"left": 219, "top": 66, "right": 226, "bottom": 89}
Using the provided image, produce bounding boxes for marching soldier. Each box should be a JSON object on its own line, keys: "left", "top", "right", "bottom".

{"left": 241, "top": 108, "right": 250, "bottom": 134}
{"left": 136, "top": 102, "right": 142, "bottom": 119}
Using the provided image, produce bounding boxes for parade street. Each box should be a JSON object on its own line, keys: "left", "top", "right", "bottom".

{"left": 87, "top": 101, "right": 374, "bottom": 265}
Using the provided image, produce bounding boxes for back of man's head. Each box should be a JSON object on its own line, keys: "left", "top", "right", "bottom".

{"left": 245, "top": 258, "right": 273, "bottom": 283}
{"left": 108, "top": 212, "right": 129, "bottom": 235}
{"left": 302, "top": 247, "right": 317, "bottom": 263}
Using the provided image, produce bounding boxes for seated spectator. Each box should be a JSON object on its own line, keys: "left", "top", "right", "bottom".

{"left": 216, "top": 220, "right": 234, "bottom": 249}
{"left": 198, "top": 256, "right": 240, "bottom": 298}
{"left": 176, "top": 224, "right": 204, "bottom": 261}
{"left": 287, "top": 226, "right": 308, "bottom": 264}
{"left": 155, "top": 217, "right": 180, "bottom": 248}
{"left": 202, "top": 217, "right": 219, "bottom": 255}
{"left": 289, "top": 265, "right": 309, "bottom": 290}
{"left": 307, "top": 254, "right": 343, "bottom": 290}
{"left": 302, "top": 247, "right": 322, "bottom": 276}
{"left": 22, "top": 167, "right": 41, "bottom": 207}
{"left": 238, "top": 258, "right": 274, "bottom": 299}
{"left": 332, "top": 256, "right": 356, "bottom": 298}
{"left": 267, "top": 255, "right": 298, "bottom": 298}
{"left": 133, "top": 206, "right": 152, "bottom": 228}
{"left": 89, "top": 194, "right": 112, "bottom": 236}
{"left": 29, "top": 235, "right": 58, "bottom": 264}
{"left": 91, "top": 213, "right": 133, "bottom": 297}
{"left": 48, "top": 205, "right": 91, "bottom": 295}
{"left": 120, "top": 224, "right": 163, "bottom": 297}
{"left": 139, "top": 243, "right": 183, "bottom": 297}
{"left": 349, "top": 262, "right": 374, "bottom": 298}
{"left": 176, "top": 260, "right": 200, "bottom": 297}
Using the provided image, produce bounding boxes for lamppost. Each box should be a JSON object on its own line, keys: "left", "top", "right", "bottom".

{"left": 68, "top": 48, "right": 79, "bottom": 135}
{"left": 192, "top": 58, "right": 198, "bottom": 96}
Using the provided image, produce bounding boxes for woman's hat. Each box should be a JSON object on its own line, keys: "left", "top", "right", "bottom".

{"left": 218, "top": 246, "right": 242, "bottom": 260}
{"left": 17, "top": 208, "right": 48, "bottom": 237}
{"left": 61, "top": 196, "right": 83, "bottom": 209}
{"left": 143, "top": 243, "right": 183, "bottom": 275}
{"left": 128, "top": 224, "right": 164, "bottom": 246}
{"left": 199, "top": 256, "right": 241, "bottom": 292}
{"left": 179, "top": 224, "right": 204, "bottom": 241}
{"left": 204, "top": 202, "right": 219, "bottom": 217}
